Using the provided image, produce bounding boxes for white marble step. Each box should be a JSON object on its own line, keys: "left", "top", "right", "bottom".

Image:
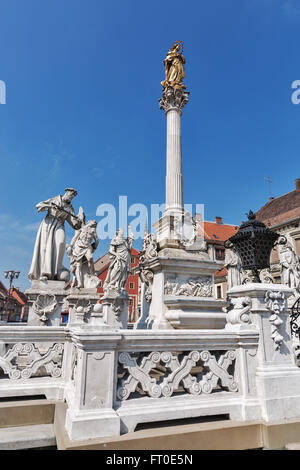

{"left": 0, "top": 423, "right": 56, "bottom": 450}
{"left": 285, "top": 442, "right": 300, "bottom": 450}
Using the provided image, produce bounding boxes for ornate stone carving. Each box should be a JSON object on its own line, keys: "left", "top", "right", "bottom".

{"left": 28, "top": 188, "right": 83, "bottom": 282}
{"left": 224, "top": 241, "right": 243, "bottom": 289}
{"left": 33, "top": 293, "right": 58, "bottom": 324}
{"left": 199, "top": 350, "right": 238, "bottom": 394}
{"left": 117, "top": 350, "right": 238, "bottom": 401}
{"left": 159, "top": 86, "right": 189, "bottom": 114}
{"left": 139, "top": 232, "right": 158, "bottom": 263}
{"left": 265, "top": 290, "right": 285, "bottom": 350}
{"left": 0, "top": 343, "right": 64, "bottom": 380}
{"left": 277, "top": 237, "right": 300, "bottom": 292}
{"left": 259, "top": 268, "right": 273, "bottom": 284}
{"left": 117, "top": 351, "right": 162, "bottom": 400}
{"left": 139, "top": 268, "right": 154, "bottom": 303}
{"left": 164, "top": 276, "right": 213, "bottom": 297}
{"left": 67, "top": 219, "right": 100, "bottom": 289}
{"left": 103, "top": 226, "right": 135, "bottom": 295}
{"left": 226, "top": 296, "right": 252, "bottom": 326}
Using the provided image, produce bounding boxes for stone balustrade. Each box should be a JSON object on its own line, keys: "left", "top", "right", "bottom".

{"left": 1, "top": 282, "right": 300, "bottom": 444}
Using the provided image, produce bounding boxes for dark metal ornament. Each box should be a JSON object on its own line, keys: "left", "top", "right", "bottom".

{"left": 228, "top": 210, "right": 279, "bottom": 283}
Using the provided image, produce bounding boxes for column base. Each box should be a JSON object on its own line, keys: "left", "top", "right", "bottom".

{"left": 65, "top": 407, "right": 120, "bottom": 441}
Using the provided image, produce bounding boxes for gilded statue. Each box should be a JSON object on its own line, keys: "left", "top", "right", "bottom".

{"left": 161, "top": 41, "right": 186, "bottom": 90}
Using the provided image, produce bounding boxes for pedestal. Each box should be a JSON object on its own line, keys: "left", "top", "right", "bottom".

{"left": 66, "top": 288, "right": 103, "bottom": 327}
{"left": 101, "top": 289, "right": 129, "bottom": 330}
{"left": 227, "top": 283, "right": 300, "bottom": 422}
{"left": 26, "top": 280, "right": 69, "bottom": 326}
{"left": 64, "top": 329, "right": 121, "bottom": 441}
{"left": 145, "top": 248, "right": 227, "bottom": 330}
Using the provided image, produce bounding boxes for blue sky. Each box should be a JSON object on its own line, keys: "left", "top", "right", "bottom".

{"left": 0, "top": 0, "right": 300, "bottom": 290}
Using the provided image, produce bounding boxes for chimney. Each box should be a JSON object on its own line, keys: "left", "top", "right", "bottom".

{"left": 215, "top": 216, "right": 223, "bottom": 224}
{"left": 296, "top": 179, "right": 300, "bottom": 192}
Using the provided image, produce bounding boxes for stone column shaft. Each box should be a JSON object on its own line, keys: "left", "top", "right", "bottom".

{"left": 165, "top": 108, "right": 183, "bottom": 215}
{"left": 160, "top": 87, "right": 189, "bottom": 218}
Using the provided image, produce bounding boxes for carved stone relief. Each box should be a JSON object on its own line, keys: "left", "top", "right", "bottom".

{"left": 117, "top": 349, "right": 238, "bottom": 401}
{"left": 164, "top": 276, "right": 213, "bottom": 297}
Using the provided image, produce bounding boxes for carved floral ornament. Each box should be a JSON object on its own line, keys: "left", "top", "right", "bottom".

{"left": 265, "top": 290, "right": 285, "bottom": 350}
{"left": 117, "top": 349, "right": 238, "bottom": 401}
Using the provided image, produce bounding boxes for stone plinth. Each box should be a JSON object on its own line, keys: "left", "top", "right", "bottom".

{"left": 66, "top": 288, "right": 103, "bottom": 327}
{"left": 144, "top": 248, "right": 228, "bottom": 330}
{"left": 101, "top": 289, "right": 129, "bottom": 330}
{"left": 26, "top": 280, "right": 69, "bottom": 326}
{"left": 64, "top": 329, "right": 121, "bottom": 441}
{"left": 227, "top": 283, "right": 300, "bottom": 422}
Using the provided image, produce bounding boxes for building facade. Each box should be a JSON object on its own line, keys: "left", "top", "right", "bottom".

{"left": 0, "top": 281, "right": 28, "bottom": 323}
{"left": 196, "top": 215, "right": 239, "bottom": 299}
{"left": 256, "top": 178, "right": 300, "bottom": 282}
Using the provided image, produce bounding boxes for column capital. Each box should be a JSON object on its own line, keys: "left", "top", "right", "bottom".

{"left": 159, "top": 86, "right": 189, "bottom": 114}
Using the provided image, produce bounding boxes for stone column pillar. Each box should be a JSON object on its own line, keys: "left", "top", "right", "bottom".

{"left": 161, "top": 87, "right": 189, "bottom": 216}
{"left": 154, "top": 87, "right": 189, "bottom": 248}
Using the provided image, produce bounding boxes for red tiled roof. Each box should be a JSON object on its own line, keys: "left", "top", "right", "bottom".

{"left": 94, "top": 248, "right": 140, "bottom": 274}
{"left": 215, "top": 266, "right": 227, "bottom": 278}
{"left": 9, "top": 288, "right": 28, "bottom": 306}
{"left": 199, "top": 221, "right": 239, "bottom": 243}
{"left": 256, "top": 184, "right": 300, "bottom": 227}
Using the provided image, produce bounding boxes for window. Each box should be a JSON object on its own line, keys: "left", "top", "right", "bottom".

{"left": 131, "top": 257, "right": 135, "bottom": 265}
{"left": 129, "top": 282, "right": 134, "bottom": 290}
{"left": 215, "top": 248, "right": 225, "bottom": 260}
{"left": 216, "top": 285, "right": 222, "bottom": 299}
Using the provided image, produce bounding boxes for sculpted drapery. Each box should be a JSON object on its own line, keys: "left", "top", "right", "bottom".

{"left": 28, "top": 189, "right": 81, "bottom": 282}
{"left": 104, "top": 227, "right": 134, "bottom": 293}
{"left": 161, "top": 41, "right": 186, "bottom": 90}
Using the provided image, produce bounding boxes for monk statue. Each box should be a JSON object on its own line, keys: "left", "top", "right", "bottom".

{"left": 28, "top": 188, "right": 83, "bottom": 282}
{"left": 161, "top": 41, "right": 186, "bottom": 90}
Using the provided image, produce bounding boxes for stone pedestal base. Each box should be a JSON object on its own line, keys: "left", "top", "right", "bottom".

{"left": 65, "top": 408, "right": 120, "bottom": 441}
{"left": 227, "top": 283, "right": 300, "bottom": 422}
{"left": 143, "top": 248, "right": 227, "bottom": 330}
{"left": 26, "top": 280, "right": 69, "bottom": 326}
{"left": 101, "top": 289, "right": 129, "bottom": 329}
{"left": 66, "top": 288, "right": 102, "bottom": 327}
{"left": 153, "top": 213, "right": 183, "bottom": 250}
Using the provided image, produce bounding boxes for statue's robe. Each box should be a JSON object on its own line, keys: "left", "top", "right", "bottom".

{"left": 28, "top": 195, "right": 78, "bottom": 281}
{"left": 105, "top": 236, "right": 133, "bottom": 291}
{"left": 225, "top": 249, "right": 242, "bottom": 290}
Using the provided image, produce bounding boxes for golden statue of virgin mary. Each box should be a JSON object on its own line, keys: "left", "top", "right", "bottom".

{"left": 161, "top": 41, "right": 186, "bottom": 90}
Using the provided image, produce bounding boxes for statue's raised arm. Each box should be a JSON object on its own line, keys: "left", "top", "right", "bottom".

{"left": 28, "top": 188, "right": 80, "bottom": 282}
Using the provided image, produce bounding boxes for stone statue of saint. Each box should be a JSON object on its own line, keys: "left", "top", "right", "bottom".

{"left": 28, "top": 188, "right": 83, "bottom": 282}
{"left": 103, "top": 226, "right": 135, "bottom": 294}
{"left": 139, "top": 231, "right": 158, "bottom": 263}
{"left": 67, "top": 220, "right": 99, "bottom": 289}
{"left": 278, "top": 239, "right": 300, "bottom": 292}
{"left": 224, "top": 242, "right": 243, "bottom": 289}
{"left": 161, "top": 41, "right": 186, "bottom": 90}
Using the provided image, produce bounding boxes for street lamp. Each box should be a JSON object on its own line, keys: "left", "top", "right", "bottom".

{"left": 228, "top": 210, "right": 279, "bottom": 283}
{"left": 2, "top": 270, "right": 20, "bottom": 322}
